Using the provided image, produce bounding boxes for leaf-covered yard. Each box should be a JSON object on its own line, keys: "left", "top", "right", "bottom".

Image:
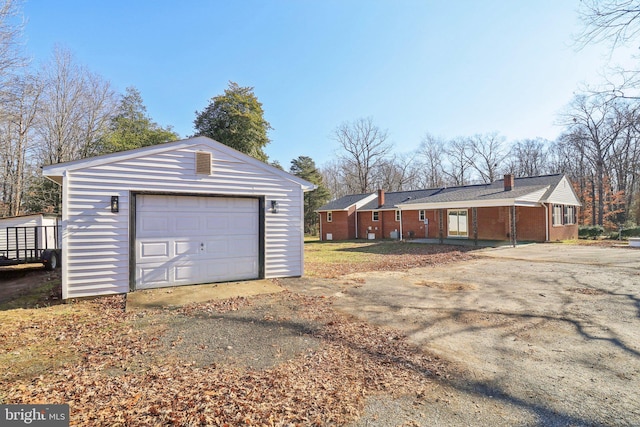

{"left": 0, "top": 241, "right": 471, "bottom": 426}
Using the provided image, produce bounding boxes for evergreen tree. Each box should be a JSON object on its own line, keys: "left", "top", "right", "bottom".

{"left": 290, "top": 156, "right": 330, "bottom": 235}
{"left": 100, "top": 87, "right": 178, "bottom": 154}
{"left": 194, "top": 81, "right": 271, "bottom": 162}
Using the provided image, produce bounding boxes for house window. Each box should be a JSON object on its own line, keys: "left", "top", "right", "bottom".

{"left": 327, "top": 212, "right": 332, "bottom": 223}
{"left": 564, "top": 206, "right": 576, "bottom": 225}
{"left": 395, "top": 210, "right": 401, "bottom": 221}
{"left": 372, "top": 211, "right": 379, "bottom": 221}
{"left": 552, "top": 204, "right": 564, "bottom": 226}
{"left": 419, "top": 210, "right": 425, "bottom": 221}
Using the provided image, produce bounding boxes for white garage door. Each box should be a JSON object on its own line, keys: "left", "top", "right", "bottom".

{"left": 135, "top": 195, "right": 259, "bottom": 289}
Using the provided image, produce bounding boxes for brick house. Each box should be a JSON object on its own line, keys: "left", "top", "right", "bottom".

{"left": 316, "top": 174, "right": 580, "bottom": 244}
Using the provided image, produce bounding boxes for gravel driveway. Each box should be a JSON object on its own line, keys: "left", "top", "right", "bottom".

{"left": 284, "top": 244, "right": 640, "bottom": 426}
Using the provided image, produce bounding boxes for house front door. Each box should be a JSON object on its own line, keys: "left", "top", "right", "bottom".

{"left": 447, "top": 209, "right": 468, "bottom": 238}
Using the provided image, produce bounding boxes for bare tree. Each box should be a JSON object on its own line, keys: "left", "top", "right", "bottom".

{"left": 506, "top": 138, "right": 550, "bottom": 177}
{"left": 371, "top": 153, "right": 418, "bottom": 191}
{"left": 0, "top": 73, "right": 42, "bottom": 215}
{"left": 0, "top": 0, "right": 26, "bottom": 94}
{"left": 320, "top": 160, "right": 348, "bottom": 199}
{"left": 34, "top": 46, "right": 117, "bottom": 166}
{"left": 333, "top": 117, "right": 392, "bottom": 193}
{"left": 560, "top": 94, "right": 627, "bottom": 225}
{"left": 416, "top": 133, "right": 445, "bottom": 188}
{"left": 442, "top": 137, "right": 471, "bottom": 186}
{"left": 577, "top": 0, "right": 640, "bottom": 51}
{"left": 464, "top": 132, "right": 508, "bottom": 183}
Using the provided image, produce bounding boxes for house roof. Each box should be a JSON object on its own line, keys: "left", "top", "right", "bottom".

{"left": 359, "top": 188, "right": 442, "bottom": 211}
{"left": 43, "top": 136, "right": 316, "bottom": 192}
{"left": 399, "top": 174, "right": 575, "bottom": 209}
{"left": 317, "top": 174, "right": 580, "bottom": 212}
{"left": 316, "top": 193, "right": 375, "bottom": 211}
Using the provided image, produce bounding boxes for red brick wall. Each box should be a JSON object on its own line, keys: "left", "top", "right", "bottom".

{"left": 548, "top": 206, "right": 579, "bottom": 241}
{"left": 319, "top": 206, "right": 356, "bottom": 241}
{"left": 401, "top": 210, "right": 436, "bottom": 238}
{"left": 516, "top": 206, "right": 547, "bottom": 242}
{"left": 476, "top": 207, "right": 508, "bottom": 240}
{"left": 358, "top": 210, "right": 384, "bottom": 239}
{"left": 322, "top": 204, "right": 576, "bottom": 242}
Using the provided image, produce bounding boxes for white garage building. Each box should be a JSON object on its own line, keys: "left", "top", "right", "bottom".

{"left": 43, "top": 137, "right": 315, "bottom": 300}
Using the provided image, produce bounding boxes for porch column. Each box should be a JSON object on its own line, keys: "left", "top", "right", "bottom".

{"left": 472, "top": 207, "right": 478, "bottom": 246}
{"left": 510, "top": 205, "right": 517, "bottom": 247}
{"left": 438, "top": 209, "right": 444, "bottom": 244}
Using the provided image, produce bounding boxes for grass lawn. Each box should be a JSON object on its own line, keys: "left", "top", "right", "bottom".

{"left": 304, "top": 238, "right": 476, "bottom": 278}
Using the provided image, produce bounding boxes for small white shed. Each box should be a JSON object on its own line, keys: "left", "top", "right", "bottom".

{"left": 43, "top": 137, "right": 315, "bottom": 299}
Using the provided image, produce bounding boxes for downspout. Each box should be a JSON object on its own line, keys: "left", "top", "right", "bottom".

{"left": 354, "top": 206, "right": 358, "bottom": 239}
{"left": 542, "top": 203, "right": 549, "bottom": 242}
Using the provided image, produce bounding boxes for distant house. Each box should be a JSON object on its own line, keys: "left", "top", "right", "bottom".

{"left": 316, "top": 174, "right": 580, "bottom": 244}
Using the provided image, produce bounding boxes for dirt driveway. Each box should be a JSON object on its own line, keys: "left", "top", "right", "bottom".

{"left": 284, "top": 244, "right": 640, "bottom": 426}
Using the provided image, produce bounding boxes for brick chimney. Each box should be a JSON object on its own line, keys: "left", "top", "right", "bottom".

{"left": 504, "top": 174, "right": 515, "bottom": 191}
{"left": 377, "top": 189, "right": 385, "bottom": 207}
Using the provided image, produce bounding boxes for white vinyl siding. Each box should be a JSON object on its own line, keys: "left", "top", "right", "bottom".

{"left": 51, "top": 140, "right": 307, "bottom": 299}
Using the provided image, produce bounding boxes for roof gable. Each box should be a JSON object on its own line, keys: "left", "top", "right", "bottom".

{"left": 42, "top": 137, "right": 315, "bottom": 191}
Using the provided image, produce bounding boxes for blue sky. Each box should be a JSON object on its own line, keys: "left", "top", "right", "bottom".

{"left": 20, "top": 0, "right": 630, "bottom": 168}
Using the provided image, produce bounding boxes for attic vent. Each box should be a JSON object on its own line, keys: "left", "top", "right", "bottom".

{"left": 195, "top": 151, "right": 212, "bottom": 175}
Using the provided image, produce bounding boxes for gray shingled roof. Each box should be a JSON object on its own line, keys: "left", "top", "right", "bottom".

{"left": 317, "top": 175, "right": 567, "bottom": 211}
{"left": 359, "top": 188, "right": 442, "bottom": 210}
{"left": 317, "top": 193, "right": 372, "bottom": 211}
{"left": 401, "top": 174, "right": 563, "bottom": 205}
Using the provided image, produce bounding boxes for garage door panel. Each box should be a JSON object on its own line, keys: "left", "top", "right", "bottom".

{"left": 206, "top": 217, "right": 229, "bottom": 231}
{"left": 175, "top": 240, "right": 200, "bottom": 256}
{"left": 138, "top": 266, "right": 169, "bottom": 288}
{"left": 175, "top": 264, "right": 200, "bottom": 281}
{"left": 176, "top": 216, "right": 201, "bottom": 232}
{"left": 136, "top": 195, "right": 259, "bottom": 289}
{"left": 140, "top": 241, "right": 170, "bottom": 258}
{"left": 139, "top": 217, "right": 171, "bottom": 235}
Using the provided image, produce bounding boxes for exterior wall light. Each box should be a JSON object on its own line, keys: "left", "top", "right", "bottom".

{"left": 271, "top": 200, "right": 279, "bottom": 213}
{"left": 111, "top": 196, "right": 119, "bottom": 213}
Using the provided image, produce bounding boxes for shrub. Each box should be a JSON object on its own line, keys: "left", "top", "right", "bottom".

{"left": 579, "top": 225, "right": 604, "bottom": 239}
{"left": 621, "top": 226, "right": 640, "bottom": 238}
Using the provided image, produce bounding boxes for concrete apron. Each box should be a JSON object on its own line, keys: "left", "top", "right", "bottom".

{"left": 125, "top": 279, "right": 284, "bottom": 311}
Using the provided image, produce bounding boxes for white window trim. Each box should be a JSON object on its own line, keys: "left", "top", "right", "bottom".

{"left": 372, "top": 211, "right": 379, "bottom": 221}
{"left": 327, "top": 211, "right": 332, "bottom": 223}
{"left": 395, "top": 210, "right": 401, "bottom": 221}
{"left": 564, "top": 205, "right": 576, "bottom": 225}
{"left": 419, "top": 210, "right": 425, "bottom": 221}
{"left": 552, "top": 204, "right": 563, "bottom": 226}
{"left": 447, "top": 209, "right": 469, "bottom": 238}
